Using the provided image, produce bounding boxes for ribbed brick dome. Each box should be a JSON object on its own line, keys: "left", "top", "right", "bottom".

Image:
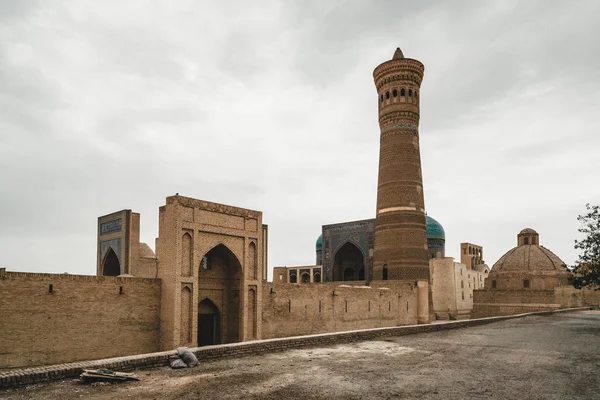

{"left": 493, "top": 245, "right": 565, "bottom": 273}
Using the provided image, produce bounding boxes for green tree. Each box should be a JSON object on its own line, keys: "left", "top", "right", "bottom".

{"left": 569, "top": 204, "right": 600, "bottom": 289}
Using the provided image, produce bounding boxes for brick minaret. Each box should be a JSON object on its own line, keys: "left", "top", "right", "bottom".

{"left": 373, "top": 48, "right": 428, "bottom": 281}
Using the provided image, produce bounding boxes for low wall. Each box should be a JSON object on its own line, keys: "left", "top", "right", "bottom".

{"left": 472, "top": 287, "right": 600, "bottom": 318}
{"left": 0, "top": 307, "right": 591, "bottom": 389}
{"left": 261, "top": 281, "right": 419, "bottom": 339}
{"left": 0, "top": 271, "right": 161, "bottom": 368}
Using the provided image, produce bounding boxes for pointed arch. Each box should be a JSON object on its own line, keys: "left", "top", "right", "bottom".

{"left": 181, "top": 232, "right": 192, "bottom": 277}
{"left": 248, "top": 241, "right": 257, "bottom": 280}
{"left": 180, "top": 285, "right": 192, "bottom": 344}
{"left": 247, "top": 288, "right": 257, "bottom": 340}
{"left": 200, "top": 243, "right": 243, "bottom": 275}
{"left": 102, "top": 247, "right": 120, "bottom": 276}
{"left": 198, "top": 298, "right": 220, "bottom": 346}
{"left": 333, "top": 241, "right": 365, "bottom": 282}
{"left": 198, "top": 243, "right": 241, "bottom": 344}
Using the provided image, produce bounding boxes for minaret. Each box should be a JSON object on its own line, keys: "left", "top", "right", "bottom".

{"left": 373, "top": 48, "right": 429, "bottom": 281}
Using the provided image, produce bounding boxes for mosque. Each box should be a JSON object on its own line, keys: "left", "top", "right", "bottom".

{"left": 1, "top": 48, "right": 598, "bottom": 370}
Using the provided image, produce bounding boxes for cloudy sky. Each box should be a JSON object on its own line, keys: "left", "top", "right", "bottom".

{"left": 1, "top": 0, "right": 599, "bottom": 279}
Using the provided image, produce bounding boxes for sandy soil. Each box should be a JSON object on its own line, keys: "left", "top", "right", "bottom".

{"left": 2, "top": 310, "right": 599, "bottom": 400}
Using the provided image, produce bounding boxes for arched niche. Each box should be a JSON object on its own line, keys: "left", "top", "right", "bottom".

{"left": 333, "top": 242, "right": 365, "bottom": 282}
{"left": 102, "top": 248, "right": 120, "bottom": 276}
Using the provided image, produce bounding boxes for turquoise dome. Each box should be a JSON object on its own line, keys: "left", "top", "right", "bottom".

{"left": 426, "top": 216, "right": 445, "bottom": 240}
{"left": 316, "top": 234, "right": 323, "bottom": 250}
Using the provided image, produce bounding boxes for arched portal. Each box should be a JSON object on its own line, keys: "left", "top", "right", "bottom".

{"left": 198, "top": 298, "right": 220, "bottom": 346}
{"left": 198, "top": 244, "right": 242, "bottom": 344}
{"left": 333, "top": 242, "right": 364, "bottom": 281}
{"left": 102, "top": 248, "right": 120, "bottom": 276}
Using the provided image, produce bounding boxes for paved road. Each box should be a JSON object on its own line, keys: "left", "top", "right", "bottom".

{"left": 2, "top": 310, "right": 600, "bottom": 399}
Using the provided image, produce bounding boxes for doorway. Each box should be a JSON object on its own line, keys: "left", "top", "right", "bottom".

{"left": 198, "top": 298, "right": 220, "bottom": 346}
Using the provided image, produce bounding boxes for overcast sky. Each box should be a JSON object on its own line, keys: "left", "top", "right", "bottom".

{"left": 2, "top": 0, "right": 599, "bottom": 279}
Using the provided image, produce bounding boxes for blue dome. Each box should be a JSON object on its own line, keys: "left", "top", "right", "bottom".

{"left": 316, "top": 234, "right": 323, "bottom": 250}
{"left": 426, "top": 216, "right": 445, "bottom": 240}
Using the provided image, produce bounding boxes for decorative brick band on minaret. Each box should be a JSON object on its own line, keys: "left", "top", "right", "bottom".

{"left": 373, "top": 48, "right": 429, "bottom": 281}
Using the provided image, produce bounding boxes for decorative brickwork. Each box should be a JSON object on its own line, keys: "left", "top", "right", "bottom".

{"left": 321, "top": 219, "right": 375, "bottom": 282}
{"left": 373, "top": 48, "right": 429, "bottom": 281}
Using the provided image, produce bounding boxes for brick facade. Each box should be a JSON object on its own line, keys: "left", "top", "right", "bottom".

{"left": 0, "top": 271, "right": 160, "bottom": 368}
{"left": 373, "top": 48, "right": 429, "bottom": 282}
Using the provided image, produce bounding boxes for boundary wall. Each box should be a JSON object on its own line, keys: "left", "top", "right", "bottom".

{"left": 0, "top": 271, "right": 161, "bottom": 368}
{"left": 261, "top": 281, "right": 419, "bottom": 338}
{"left": 0, "top": 307, "right": 591, "bottom": 389}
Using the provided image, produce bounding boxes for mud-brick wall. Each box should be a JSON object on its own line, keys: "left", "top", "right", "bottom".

{"left": 0, "top": 271, "right": 161, "bottom": 368}
{"left": 472, "top": 289, "right": 562, "bottom": 318}
{"left": 261, "top": 282, "right": 418, "bottom": 339}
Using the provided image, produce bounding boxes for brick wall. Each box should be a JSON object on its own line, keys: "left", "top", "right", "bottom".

{"left": 261, "top": 281, "right": 419, "bottom": 338}
{"left": 0, "top": 271, "right": 161, "bottom": 368}
{"left": 472, "top": 286, "right": 600, "bottom": 318}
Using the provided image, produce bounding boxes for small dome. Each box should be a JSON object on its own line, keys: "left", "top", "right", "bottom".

{"left": 140, "top": 243, "right": 155, "bottom": 259}
{"left": 519, "top": 228, "right": 537, "bottom": 235}
{"left": 492, "top": 245, "right": 565, "bottom": 273}
{"left": 316, "top": 234, "right": 323, "bottom": 250}
{"left": 426, "top": 216, "right": 445, "bottom": 240}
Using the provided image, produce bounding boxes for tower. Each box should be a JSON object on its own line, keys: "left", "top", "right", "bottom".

{"left": 373, "top": 48, "right": 429, "bottom": 281}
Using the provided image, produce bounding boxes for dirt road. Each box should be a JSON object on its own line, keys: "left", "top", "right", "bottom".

{"left": 2, "top": 311, "right": 599, "bottom": 399}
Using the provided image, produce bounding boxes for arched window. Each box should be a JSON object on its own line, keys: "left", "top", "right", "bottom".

{"left": 392, "top": 89, "right": 397, "bottom": 97}
{"left": 289, "top": 270, "right": 297, "bottom": 284}
{"left": 385, "top": 91, "right": 390, "bottom": 99}
{"left": 301, "top": 272, "right": 310, "bottom": 283}
{"left": 523, "top": 279, "right": 530, "bottom": 288}
{"left": 313, "top": 272, "right": 321, "bottom": 283}
{"left": 409, "top": 89, "right": 413, "bottom": 97}
{"left": 200, "top": 255, "right": 211, "bottom": 270}
{"left": 524, "top": 237, "right": 529, "bottom": 245}
{"left": 382, "top": 264, "right": 388, "bottom": 280}
{"left": 400, "top": 89, "right": 406, "bottom": 96}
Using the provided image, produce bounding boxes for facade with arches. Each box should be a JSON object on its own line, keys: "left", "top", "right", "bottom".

{"left": 153, "top": 195, "right": 266, "bottom": 350}
{"left": 319, "top": 219, "right": 375, "bottom": 283}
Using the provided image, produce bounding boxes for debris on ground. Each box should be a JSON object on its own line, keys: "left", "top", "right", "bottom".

{"left": 79, "top": 369, "right": 140, "bottom": 383}
{"left": 169, "top": 347, "right": 199, "bottom": 369}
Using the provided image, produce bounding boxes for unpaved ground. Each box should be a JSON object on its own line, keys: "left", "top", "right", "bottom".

{"left": 2, "top": 311, "right": 599, "bottom": 400}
